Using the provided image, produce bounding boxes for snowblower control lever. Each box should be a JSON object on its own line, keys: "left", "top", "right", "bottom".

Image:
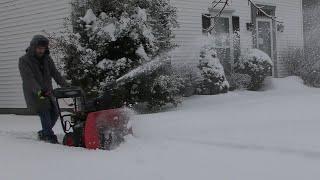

{"left": 53, "top": 87, "right": 86, "bottom": 133}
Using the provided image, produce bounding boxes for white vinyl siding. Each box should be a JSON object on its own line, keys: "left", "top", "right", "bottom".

{"left": 0, "top": 0, "right": 71, "bottom": 108}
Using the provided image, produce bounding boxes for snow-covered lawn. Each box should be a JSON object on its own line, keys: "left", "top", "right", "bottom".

{"left": 1, "top": 76, "right": 320, "bottom": 180}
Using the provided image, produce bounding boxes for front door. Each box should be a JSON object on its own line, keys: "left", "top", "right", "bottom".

{"left": 212, "top": 16, "right": 233, "bottom": 74}
{"left": 256, "top": 18, "right": 273, "bottom": 59}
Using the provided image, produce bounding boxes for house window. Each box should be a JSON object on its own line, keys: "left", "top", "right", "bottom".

{"left": 213, "top": 17, "right": 232, "bottom": 73}
{"left": 232, "top": 16, "right": 240, "bottom": 62}
{"left": 202, "top": 14, "right": 238, "bottom": 74}
{"left": 202, "top": 14, "right": 211, "bottom": 33}
{"left": 202, "top": 14, "right": 232, "bottom": 72}
{"left": 256, "top": 9, "right": 273, "bottom": 17}
{"left": 212, "top": 17, "right": 231, "bottom": 48}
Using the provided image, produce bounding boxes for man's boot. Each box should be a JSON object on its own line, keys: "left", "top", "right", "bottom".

{"left": 49, "top": 134, "right": 59, "bottom": 144}
{"left": 37, "top": 131, "right": 58, "bottom": 144}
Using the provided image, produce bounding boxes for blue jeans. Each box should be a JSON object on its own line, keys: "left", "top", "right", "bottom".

{"left": 38, "top": 108, "right": 58, "bottom": 136}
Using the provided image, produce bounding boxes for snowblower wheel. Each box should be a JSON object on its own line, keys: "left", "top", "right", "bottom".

{"left": 63, "top": 133, "right": 76, "bottom": 147}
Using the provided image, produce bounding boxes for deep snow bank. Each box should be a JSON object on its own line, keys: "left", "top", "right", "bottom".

{"left": 1, "top": 76, "right": 320, "bottom": 180}
{"left": 262, "top": 76, "right": 309, "bottom": 92}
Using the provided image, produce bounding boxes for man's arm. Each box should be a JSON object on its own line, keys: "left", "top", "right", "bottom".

{"left": 19, "top": 57, "right": 42, "bottom": 94}
{"left": 49, "top": 57, "right": 69, "bottom": 87}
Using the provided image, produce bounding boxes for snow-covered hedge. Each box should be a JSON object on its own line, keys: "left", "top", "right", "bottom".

{"left": 148, "top": 74, "right": 184, "bottom": 111}
{"left": 113, "top": 57, "right": 185, "bottom": 111}
{"left": 51, "top": 0, "right": 182, "bottom": 111}
{"left": 226, "top": 72, "right": 252, "bottom": 90}
{"left": 235, "top": 49, "right": 273, "bottom": 90}
{"left": 283, "top": 48, "right": 305, "bottom": 76}
{"left": 283, "top": 47, "right": 320, "bottom": 87}
{"left": 172, "top": 64, "right": 199, "bottom": 97}
{"left": 196, "top": 45, "right": 229, "bottom": 95}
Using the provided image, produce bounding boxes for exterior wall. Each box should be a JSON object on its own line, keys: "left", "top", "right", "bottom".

{"left": 0, "top": 0, "right": 71, "bottom": 110}
{"left": 171, "top": 0, "right": 304, "bottom": 77}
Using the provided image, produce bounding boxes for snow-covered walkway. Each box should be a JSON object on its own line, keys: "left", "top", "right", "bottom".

{"left": 1, "top": 77, "right": 320, "bottom": 180}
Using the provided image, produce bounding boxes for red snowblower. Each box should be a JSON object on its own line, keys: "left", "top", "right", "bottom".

{"left": 53, "top": 58, "right": 167, "bottom": 150}
{"left": 53, "top": 86, "right": 132, "bottom": 150}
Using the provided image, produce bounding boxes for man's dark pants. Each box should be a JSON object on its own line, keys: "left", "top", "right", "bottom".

{"left": 38, "top": 106, "right": 58, "bottom": 136}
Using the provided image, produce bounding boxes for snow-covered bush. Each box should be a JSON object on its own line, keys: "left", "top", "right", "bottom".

{"left": 226, "top": 72, "right": 252, "bottom": 90}
{"left": 235, "top": 49, "right": 273, "bottom": 90}
{"left": 148, "top": 74, "right": 184, "bottom": 111}
{"left": 51, "top": 0, "right": 181, "bottom": 110}
{"left": 283, "top": 48, "right": 305, "bottom": 76}
{"left": 297, "top": 49, "right": 320, "bottom": 87}
{"left": 304, "top": 1, "right": 320, "bottom": 51}
{"left": 112, "top": 57, "right": 184, "bottom": 111}
{"left": 172, "top": 64, "right": 199, "bottom": 97}
{"left": 196, "top": 45, "right": 229, "bottom": 95}
{"left": 283, "top": 47, "right": 320, "bottom": 87}
{"left": 299, "top": 2, "right": 320, "bottom": 87}
{"left": 302, "top": 70, "right": 320, "bottom": 87}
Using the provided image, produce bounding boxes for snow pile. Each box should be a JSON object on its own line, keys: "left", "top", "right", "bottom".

{"left": 262, "top": 76, "right": 310, "bottom": 92}
{"left": 2, "top": 77, "right": 320, "bottom": 180}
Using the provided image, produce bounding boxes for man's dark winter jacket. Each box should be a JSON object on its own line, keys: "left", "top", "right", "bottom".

{"left": 19, "top": 35, "right": 68, "bottom": 113}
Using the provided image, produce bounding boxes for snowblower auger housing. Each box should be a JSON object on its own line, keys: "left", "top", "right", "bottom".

{"left": 53, "top": 87, "right": 132, "bottom": 150}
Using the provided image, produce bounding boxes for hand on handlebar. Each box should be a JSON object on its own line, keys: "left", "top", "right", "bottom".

{"left": 37, "top": 90, "right": 52, "bottom": 99}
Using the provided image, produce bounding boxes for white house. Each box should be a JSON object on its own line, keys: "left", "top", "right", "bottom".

{"left": 0, "top": 0, "right": 304, "bottom": 114}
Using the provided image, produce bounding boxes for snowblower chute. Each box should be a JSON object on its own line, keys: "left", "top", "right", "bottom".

{"left": 53, "top": 87, "right": 132, "bottom": 150}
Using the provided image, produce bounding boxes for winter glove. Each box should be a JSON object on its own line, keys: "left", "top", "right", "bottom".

{"left": 37, "top": 90, "right": 52, "bottom": 100}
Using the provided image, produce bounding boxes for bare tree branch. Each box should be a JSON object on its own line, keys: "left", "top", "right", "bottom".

{"left": 203, "top": 0, "right": 283, "bottom": 33}
{"left": 203, "top": 0, "right": 230, "bottom": 33}
{"left": 248, "top": 0, "right": 283, "bottom": 23}
{"left": 211, "top": 0, "right": 224, "bottom": 10}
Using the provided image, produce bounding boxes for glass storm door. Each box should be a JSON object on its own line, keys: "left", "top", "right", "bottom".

{"left": 256, "top": 18, "right": 273, "bottom": 58}
{"left": 212, "top": 16, "right": 233, "bottom": 74}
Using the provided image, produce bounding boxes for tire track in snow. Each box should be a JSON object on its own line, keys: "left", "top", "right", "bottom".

{"left": 167, "top": 137, "right": 320, "bottom": 159}
{"left": 0, "top": 130, "right": 36, "bottom": 139}
{"left": 0, "top": 130, "right": 64, "bottom": 142}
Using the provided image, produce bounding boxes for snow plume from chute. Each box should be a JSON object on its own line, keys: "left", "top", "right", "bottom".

{"left": 169, "top": 34, "right": 223, "bottom": 73}
{"left": 116, "top": 56, "right": 170, "bottom": 84}
{"left": 169, "top": 35, "right": 215, "bottom": 65}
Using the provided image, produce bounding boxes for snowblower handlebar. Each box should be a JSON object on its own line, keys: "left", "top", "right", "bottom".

{"left": 53, "top": 87, "right": 84, "bottom": 99}
{"left": 53, "top": 87, "right": 86, "bottom": 133}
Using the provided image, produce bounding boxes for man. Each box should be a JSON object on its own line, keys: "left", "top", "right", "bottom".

{"left": 19, "top": 35, "right": 69, "bottom": 144}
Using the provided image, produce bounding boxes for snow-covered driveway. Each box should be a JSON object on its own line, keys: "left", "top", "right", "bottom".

{"left": 1, "top": 77, "right": 320, "bottom": 180}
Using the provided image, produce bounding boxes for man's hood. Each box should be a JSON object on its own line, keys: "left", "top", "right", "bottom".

{"left": 26, "top": 35, "right": 50, "bottom": 57}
